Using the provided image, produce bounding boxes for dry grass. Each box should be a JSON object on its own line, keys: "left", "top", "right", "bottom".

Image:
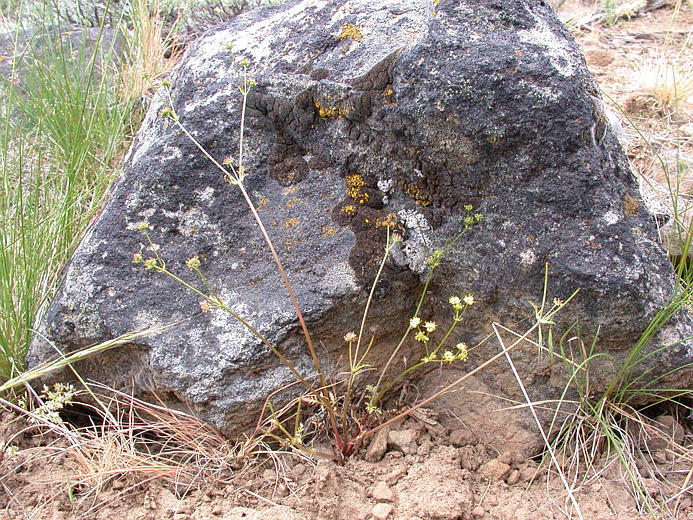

{"left": 634, "top": 50, "right": 693, "bottom": 114}
{"left": 0, "top": 383, "right": 258, "bottom": 517}
{"left": 119, "top": 0, "right": 182, "bottom": 102}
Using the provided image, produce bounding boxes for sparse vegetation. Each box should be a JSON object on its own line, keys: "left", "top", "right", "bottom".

{"left": 0, "top": 1, "right": 692, "bottom": 519}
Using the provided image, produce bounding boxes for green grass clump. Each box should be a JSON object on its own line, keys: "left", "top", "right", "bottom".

{"left": 0, "top": 2, "right": 138, "bottom": 381}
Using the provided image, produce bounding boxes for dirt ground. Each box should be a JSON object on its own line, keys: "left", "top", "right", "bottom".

{"left": 1, "top": 3, "right": 692, "bottom": 520}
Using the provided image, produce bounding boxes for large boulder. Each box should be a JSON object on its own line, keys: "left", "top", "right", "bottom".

{"left": 29, "top": 0, "right": 692, "bottom": 451}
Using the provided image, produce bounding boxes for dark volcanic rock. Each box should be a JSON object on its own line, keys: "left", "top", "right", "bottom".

{"left": 29, "top": 0, "right": 692, "bottom": 447}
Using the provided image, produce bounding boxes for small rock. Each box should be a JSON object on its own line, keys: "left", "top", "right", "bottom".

{"left": 293, "top": 463, "right": 307, "bottom": 476}
{"left": 506, "top": 469, "right": 520, "bottom": 486}
{"left": 679, "top": 497, "right": 692, "bottom": 509}
{"left": 471, "top": 506, "right": 486, "bottom": 518}
{"left": 584, "top": 48, "right": 614, "bottom": 67}
{"left": 648, "top": 415, "right": 685, "bottom": 451}
{"left": 371, "top": 481, "right": 394, "bottom": 502}
{"left": 450, "top": 429, "right": 475, "bottom": 447}
{"left": 387, "top": 429, "right": 419, "bottom": 455}
{"left": 262, "top": 468, "right": 275, "bottom": 481}
{"left": 372, "top": 503, "right": 393, "bottom": 520}
{"left": 479, "top": 459, "right": 511, "bottom": 481}
{"left": 366, "top": 427, "right": 390, "bottom": 462}
{"left": 519, "top": 466, "right": 539, "bottom": 483}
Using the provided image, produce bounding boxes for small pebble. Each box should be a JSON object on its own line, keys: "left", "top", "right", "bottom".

{"left": 372, "top": 502, "right": 393, "bottom": 520}
{"left": 479, "top": 459, "right": 511, "bottom": 481}
{"left": 472, "top": 506, "right": 486, "bottom": 518}
{"left": 371, "top": 481, "right": 394, "bottom": 502}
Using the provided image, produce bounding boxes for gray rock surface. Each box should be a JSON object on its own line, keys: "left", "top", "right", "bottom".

{"left": 29, "top": 0, "right": 692, "bottom": 444}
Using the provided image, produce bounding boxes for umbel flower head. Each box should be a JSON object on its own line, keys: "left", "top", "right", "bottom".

{"left": 186, "top": 256, "right": 201, "bottom": 270}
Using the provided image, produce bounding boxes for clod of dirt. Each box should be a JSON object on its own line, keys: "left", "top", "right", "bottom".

{"left": 478, "top": 459, "right": 512, "bottom": 481}
{"left": 393, "top": 446, "right": 471, "bottom": 519}
{"left": 458, "top": 445, "right": 490, "bottom": 472}
{"left": 372, "top": 502, "right": 393, "bottom": 520}
{"left": 387, "top": 429, "right": 419, "bottom": 455}
{"left": 371, "top": 480, "right": 394, "bottom": 502}
{"left": 449, "top": 428, "right": 475, "bottom": 447}
{"left": 471, "top": 506, "right": 486, "bottom": 518}
{"left": 365, "top": 426, "right": 390, "bottom": 462}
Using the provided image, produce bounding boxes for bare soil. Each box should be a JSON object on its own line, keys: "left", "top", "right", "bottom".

{"left": 2, "top": 3, "right": 692, "bottom": 520}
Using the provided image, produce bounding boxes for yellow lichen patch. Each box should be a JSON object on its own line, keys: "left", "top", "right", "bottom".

{"left": 322, "top": 225, "right": 338, "bottom": 237}
{"left": 341, "top": 204, "right": 356, "bottom": 216}
{"left": 315, "top": 99, "right": 350, "bottom": 119}
{"left": 286, "top": 197, "right": 300, "bottom": 208}
{"left": 284, "top": 240, "right": 296, "bottom": 250}
{"left": 339, "top": 23, "right": 363, "bottom": 41}
{"left": 623, "top": 192, "right": 642, "bottom": 217}
{"left": 383, "top": 87, "right": 396, "bottom": 105}
{"left": 283, "top": 185, "right": 299, "bottom": 195}
{"left": 398, "top": 180, "right": 432, "bottom": 207}
{"left": 375, "top": 213, "right": 399, "bottom": 229}
{"left": 284, "top": 218, "right": 300, "bottom": 228}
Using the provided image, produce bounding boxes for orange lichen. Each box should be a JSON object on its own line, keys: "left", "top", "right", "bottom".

{"left": 341, "top": 205, "right": 356, "bottom": 216}
{"left": 375, "top": 213, "right": 399, "bottom": 228}
{"left": 286, "top": 197, "right": 300, "bottom": 208}
{"left": 315, "top": 99, "right": 350, "bottom": 119}
{"left": 284, "top": 218, "right": 300, "bottom": 228}
{"left": 397, "top": 180, "right": 432, "bottom": 207}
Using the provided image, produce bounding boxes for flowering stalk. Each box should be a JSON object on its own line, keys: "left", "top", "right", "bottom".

{"left": 154, "top": 60, "right": 347, "bottom": 456}
{"left": 368, "top": 210, "right": 480, "bottom": 410}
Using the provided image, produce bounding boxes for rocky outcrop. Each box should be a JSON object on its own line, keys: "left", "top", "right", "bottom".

{"left": 29, "top": 0, "right": 692, "bottom": 450}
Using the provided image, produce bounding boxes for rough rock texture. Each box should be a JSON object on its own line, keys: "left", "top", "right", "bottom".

{"left": 29, "top": 0, "right": 692, "bottom": 446}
